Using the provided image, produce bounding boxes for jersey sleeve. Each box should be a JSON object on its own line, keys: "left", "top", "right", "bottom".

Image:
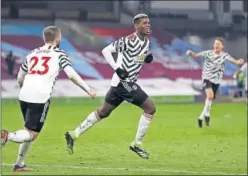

{"left": 112, "top": 37, "right": 128, "bottom": 53}
{"left": 222, "top": 53, "right": 234, "bottom": 61}
{"left": 199, "top": 50, "right": 210, "bottom": 58}
{"left": 58, "top": 54, "right": 72, "bottom": 70}
{"left": 21, "top": 57, "right": 28, "bottom": 72}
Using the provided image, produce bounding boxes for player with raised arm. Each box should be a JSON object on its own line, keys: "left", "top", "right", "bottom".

{"left": 1, "top": 26, "right": 96, "bottom": 171}
{"left": 186, "top": 38, "right": 244, "bottom": 128}
{"left": 65, "top": 14, "right": 155, "bottom": 159}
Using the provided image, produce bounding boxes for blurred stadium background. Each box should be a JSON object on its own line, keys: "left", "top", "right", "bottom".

{"left": 1, "top": 1, "right": 247, "bottom": 175}
{"left": 1, "top": 0, "right": 247, "bottom": 101}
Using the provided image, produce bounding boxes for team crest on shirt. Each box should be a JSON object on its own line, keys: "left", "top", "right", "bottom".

{"left": 134, "top": 54, "right": 146, "bottom": 64}
{"left": 133, "top": 49, "right": 149, "bottom": 64}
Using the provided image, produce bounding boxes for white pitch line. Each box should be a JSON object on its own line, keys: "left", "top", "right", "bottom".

{"left": 1, "top": 163, "right": 246, "bottom": 175}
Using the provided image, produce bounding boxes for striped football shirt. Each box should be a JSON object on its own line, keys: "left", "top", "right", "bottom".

{"left": 111, "top": 33, "right": 150, "bottom": 86}
{"left": 19, "top": 44, "right": 71, "bottom": 103}
{"left": 200, "top": 50, "right": 233, "bottom": 84}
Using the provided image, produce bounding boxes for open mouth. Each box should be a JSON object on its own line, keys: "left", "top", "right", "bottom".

{"left": 146, "top": 28, "right": 150, "bottom": 33}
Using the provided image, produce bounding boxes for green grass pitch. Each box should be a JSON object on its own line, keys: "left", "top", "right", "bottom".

{"left": 1, "top": 101, "right": 247, "bottom": 175}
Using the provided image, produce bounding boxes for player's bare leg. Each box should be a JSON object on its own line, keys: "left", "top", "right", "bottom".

{"left": 129, "top": 97, "right": 156, "bottom": 159}
{"left": 1, "top": 128, "right": 39, "bottom": 171}
{"left": 198, "top": 88, "right": 213, "bottom": 128}
{"left": 65, "top": 102, "right": 118, "bottom": 154}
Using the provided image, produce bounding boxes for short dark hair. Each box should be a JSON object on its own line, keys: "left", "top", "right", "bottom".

{"left": 133, "top": 14, "right": 148, "bottom": 25}
{"left": 215, "top": 37, "right": 224, "bottom": 45}
{"left": 43, "top": 26, "right": 61, "bottom": 43}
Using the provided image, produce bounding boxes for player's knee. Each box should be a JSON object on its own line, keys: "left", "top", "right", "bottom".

{"left": 97, "top": 109, "right": 111, "bottom": 119}
{"left": 150, "top": 105, "right": 156, "bottom": 115}
{"left": 144, "top": 105, "right": 156, "bottom": 115}
{"left": 31, "top": 134, "right": 38, "bottom": 141}
{"left": 206, "top": 95, "right": 214, "bottom": 100}
{"left": 25, "top": 129, "right": 39, "bottom": 141}
{"left": 205, "top": 89, "right": 214, "bottom": 100}
{"left": 30, "top": 132, "right": 39, "bottom": 141}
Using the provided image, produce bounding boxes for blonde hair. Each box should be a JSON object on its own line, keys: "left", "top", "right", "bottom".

{"left": 43, "top": 26, "right": 61, "bottom": 43}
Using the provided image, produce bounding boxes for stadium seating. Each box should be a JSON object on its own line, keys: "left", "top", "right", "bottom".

{"left": 1, "top": 23, "right": 236, "bottom": 81}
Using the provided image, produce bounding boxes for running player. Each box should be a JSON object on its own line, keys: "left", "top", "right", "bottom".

{"left": 186, "top": 38, "right": 244, "bottom": 128}
{"left": 65, "top": 14, "right": 155, "bottom": 159}
{"left": 1, "top": 26, "right": 96, "bottom": 171}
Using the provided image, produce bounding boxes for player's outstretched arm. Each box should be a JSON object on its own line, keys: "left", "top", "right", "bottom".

{"left": 186, "top": 50, "right": 203, "bottom": 58}
{"left": 226, "top": 56, "right": 245, "bottom": 65}
{"left": 63, "top": 66, "right": 96, "bottom": 98}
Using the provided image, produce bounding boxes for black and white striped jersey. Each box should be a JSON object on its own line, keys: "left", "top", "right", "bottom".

{"left": 110, "top": 33, "right": 150, "bottom": 86}
{"left": 19, "top": 44, "right": 71, "bottom": 103}
{"left": 200, "top": 50, "right": 233, "bottom": 84}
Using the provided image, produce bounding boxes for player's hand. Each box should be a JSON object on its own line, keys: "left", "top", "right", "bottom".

{"left": 144, "top": 53, "right": 153, "bottom": 63}
{"left": 186, "top": 50, "right": 192, "bottom": 56}
{"left": 88, "top": 89, "right": 96, "bottom": 99}
{"left": 237, "top": 58, "right": 245, "bottom": 65}
{"left": 115, "top": 68, "right": 129, "bottom": 79}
